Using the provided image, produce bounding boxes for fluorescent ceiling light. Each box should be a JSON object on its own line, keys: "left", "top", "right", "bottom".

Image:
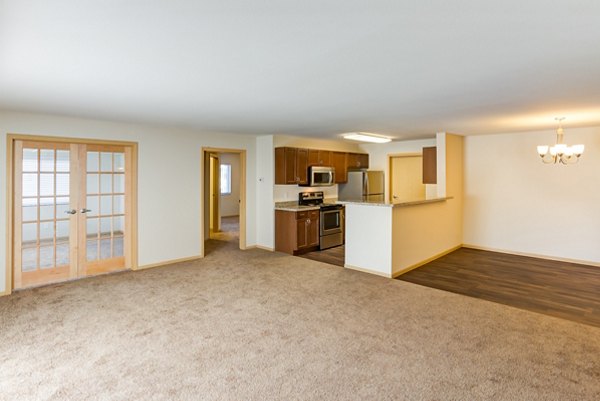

{"left": 342, "top": 132, "right": 392, "bottom": 143}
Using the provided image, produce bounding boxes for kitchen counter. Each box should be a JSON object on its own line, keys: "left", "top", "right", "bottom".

{"left": 336, "top": 197, "right": 452, "bottom": 208}
{"left": 274, "top": 199, "right": 338, "bottom": 212}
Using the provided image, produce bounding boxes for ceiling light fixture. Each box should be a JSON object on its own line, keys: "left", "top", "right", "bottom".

{"left": 342, "top": 132, "right": 392, "bottom": 144}
{"left": 537, "top": 118, "right": 584, "bottom": 164}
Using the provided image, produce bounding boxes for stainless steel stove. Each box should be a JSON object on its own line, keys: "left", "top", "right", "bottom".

{"left": 299, "top": 192, "right": 344, "bottom": 250}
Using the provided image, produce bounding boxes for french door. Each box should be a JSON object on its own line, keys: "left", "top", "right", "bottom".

{"left": 13, "top": 139, "right": 134, "bottom": 289}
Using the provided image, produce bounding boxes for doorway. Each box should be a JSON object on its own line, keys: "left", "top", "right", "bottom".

{"left": 8, "top": 135, "right": 138, "bottom": 290}
{"left": 388, "top": 154, "right": 426, "bottom": 202}
{"left": 202, "top": 148, "right": 246, "bottom": 256}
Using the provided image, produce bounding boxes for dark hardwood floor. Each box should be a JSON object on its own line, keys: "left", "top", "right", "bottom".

{"left": 297, "top": 245, "right": 345, "bottom": 267}
{"left": 397, "top": 247, "right": 600, "bottom": 328}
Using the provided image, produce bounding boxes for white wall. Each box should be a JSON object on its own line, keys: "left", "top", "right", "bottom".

{"left": 463, "top": 126, "right": 600, "bottom": 265}
{"left": 255, "top": 135, "right": 274, "bottom": 250}
{"left": 219, "top": 153, "right": 241, "bottom": 217}
{"left": 0, "top": 111, "right": 257, "bottom": 294}
{"left": 359, "top": 138, "right": 437, "bottom": 201}
{"left": 273, "top": 184, "right": 338, "bottom": 202}
{"left": 274, "top": 135, "right": 362, "bottom": 152}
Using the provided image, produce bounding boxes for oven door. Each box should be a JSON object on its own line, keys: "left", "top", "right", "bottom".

{"left": 320, "top": 208, "right": 343, "bottom": 236}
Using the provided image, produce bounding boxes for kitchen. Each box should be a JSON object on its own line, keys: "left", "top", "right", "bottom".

{"left": 272, "top": 132, "right": 463, "bottom": 277}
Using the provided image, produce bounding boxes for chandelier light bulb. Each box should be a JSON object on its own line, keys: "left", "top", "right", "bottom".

{"left": 536, "top": 118, "right": 584, "bottom": 165}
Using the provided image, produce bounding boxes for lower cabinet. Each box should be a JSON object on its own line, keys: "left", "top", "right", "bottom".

{"left": 275, "top": 209, "right": 320, "bottom": 254}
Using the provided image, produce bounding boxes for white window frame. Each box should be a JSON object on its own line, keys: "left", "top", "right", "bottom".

{"left": 220, "top": 163, "right": 232, "bottom": 195}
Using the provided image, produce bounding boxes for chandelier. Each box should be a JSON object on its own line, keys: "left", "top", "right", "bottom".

{"left": 536, "top": 117, "right": 584, "bottom": 164}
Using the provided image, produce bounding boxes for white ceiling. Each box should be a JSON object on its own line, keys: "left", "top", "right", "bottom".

{"left": 1, "top": 0, "right": 600, "bottom": 140}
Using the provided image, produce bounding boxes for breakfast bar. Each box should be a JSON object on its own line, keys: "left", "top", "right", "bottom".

{"left": 339, "top": 197, "right": 458, "bottom": 278}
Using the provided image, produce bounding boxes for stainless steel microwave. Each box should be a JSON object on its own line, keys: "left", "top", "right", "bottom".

{"left": 307, "top": 166, "right": 335, "bottom": 187}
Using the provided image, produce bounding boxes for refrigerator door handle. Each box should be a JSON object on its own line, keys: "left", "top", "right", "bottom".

{"left": 364, "top": 174, "right": 369, "bottom": 196}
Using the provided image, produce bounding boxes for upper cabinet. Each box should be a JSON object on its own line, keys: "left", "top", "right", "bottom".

{"left": 331, "top": 152, "right": 348, "bottom": 183}
{"left": 275, "top": 147, "right": 299, "bottom": 184}
{"left": 422, "top": 146, "right": 437, "bottom": 184}
{"left": 275, "top": 147, "right": 368, "bottom": 185}
{"left": 347, "top": 152, "right": 369, "bottom": 170}
{"left": 308, "top": 149, "right": 332, "bottom": 166}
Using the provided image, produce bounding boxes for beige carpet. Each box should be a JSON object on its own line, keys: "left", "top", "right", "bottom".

{"left": 1, "top": 219, "right": 599, "bottom": 400}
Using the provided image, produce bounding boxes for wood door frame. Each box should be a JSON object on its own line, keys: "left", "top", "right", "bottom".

{"left": 387, "top": 152, "right": 423, "bottom": 202}
{"left": 200, "top": 147, "right": 247, "bottom": 257}
{"left": 208, "top": 153, "right": 221, "bottom": 234}
{"left": 5, "top": 133, "right": 139, "bottom": 295}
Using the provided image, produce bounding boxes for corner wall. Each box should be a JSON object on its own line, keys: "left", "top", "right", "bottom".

{"left": 463, "top": 126, "right": 600, "bottom": 265}
{"left": 0, "top": 111, "right": 258, "bottom": 294}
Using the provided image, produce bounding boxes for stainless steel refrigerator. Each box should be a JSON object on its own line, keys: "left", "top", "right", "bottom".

{"left": 338, "top": 170, "right": 385, "bottom": 202}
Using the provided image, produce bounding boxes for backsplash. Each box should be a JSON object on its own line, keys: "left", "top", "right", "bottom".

{"left": 274, "top": 184, "right": 338, "bottom": 202}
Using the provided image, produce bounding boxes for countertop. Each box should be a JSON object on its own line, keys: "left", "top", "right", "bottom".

{"left": 274, "top": 199, "right": 339, "bottom": 212}
{"left": 336, "top": 196, "right": 453, "bottom": 208}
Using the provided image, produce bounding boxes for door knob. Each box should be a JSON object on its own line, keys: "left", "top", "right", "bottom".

{"left": 80, "top": 208, "right": 92, "bottom": 213}
{"left": 64, "top": 209, "right": 77, "bottom": 215}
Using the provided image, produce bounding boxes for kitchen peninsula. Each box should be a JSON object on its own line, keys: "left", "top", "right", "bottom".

{"left": 340, "top": 197, "right": 457, "bottom": 277}
{"left": 341, "top": 133, "right": 464, "bottom": 277}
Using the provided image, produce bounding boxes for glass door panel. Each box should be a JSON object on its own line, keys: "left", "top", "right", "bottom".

{"left": 81, "top": 146, "right": 127, "bottom": 275}
{"left": 13, "top": 139, "right": 132, "bottom": 290}
{"left": 14, "top": 141, "right": 74, "bottom": 288}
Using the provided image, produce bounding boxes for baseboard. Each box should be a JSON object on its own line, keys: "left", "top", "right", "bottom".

{"left": 136, "top": 255, "right": 203, "bottom": 271}
{"left": 392, "top": 245, "right": 462, "bottom": 278}
{"left": 344, "top": 264, "right": 392, "bottom": 278}
{"left": 462, "top": 244, "right": 600, "bottom": 267}
{"left": 0, "top": 289, "right": 11, "bottom": 297}
{"left": 245, "top": 245, "right": 275, "bottom": 252}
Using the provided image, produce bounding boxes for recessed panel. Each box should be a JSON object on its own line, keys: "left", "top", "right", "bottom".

{"left": 87, "top": 240, "right": 98, "bottom": 261}
{"left": 39, "top": 246, "right": 54, "bottom": 269}
{"left": 23, "top": 149, "right": 38, "bottom": 172}
{"left": 40, "top": 149, "right": 54, "bottom": 172}
{"left": 56, "top": 150, "right": 70, "bottom": 172}
{"left": 87, "top": 174, "right": 99, "bottom": 194}
{"left": 22, "top": 248, "right": 37, "bottom": 272}
{"left": 87, "top": 152, "right": 99, "bottom": 172}
{"left": 100, "top": 152, "right": 112, "bottom": 172}
{"left": 39, "top": 174, "right": 55, "bottom": 196}
{"left": 114, "top": 174, "right": 125, "bottom": 193}
{"left": 56, "top": 174, "right": 70, "bottom": 196}
{"left": 114, "top": 153, "right": 125, "bottom": 172}
{"left": 23, "top": 174, "right": 38, "bottom": 197}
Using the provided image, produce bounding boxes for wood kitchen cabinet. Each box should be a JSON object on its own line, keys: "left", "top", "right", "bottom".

{"left": 275, "top": 146, "right": 368, "bottom": 185}
{"left": 275, "top": 147, "right": 309, "bottom": 185}
{"left": 296, "top": 148, "right": 309, "bottom": 185}
{"left": 332, "top": 152, "right": 348, "bottom": 183}
{"left": 275, "top": 209, "right": 320, "bottom": 254}
{"left": 347, "top": 152, "right": 369, "bottom": 170}
{"left": 308, "top": 149, "right": 332, "bottom": 166}
{"left": 422, "top": 146, "right": 437, "bottom": 184}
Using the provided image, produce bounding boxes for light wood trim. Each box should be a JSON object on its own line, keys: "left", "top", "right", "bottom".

{"left": 137, "top": 255, "right": 202, "bottom": 271}
{"left": 201, "top": 147, "right": 247, "bottom": 253}
{"left": 391, "top": 245, "right": 462, "bottom": 278}
{"left": 129, "top": 144, "right": 139, "bottom": 270}
{"left": 5, "top": 136, "right": 14, "bottom": 295}
{"left": 72, "top": 143, "right": 82, "bottom": 279}
{"left": 86, "top": 257, "right": 127, "bottom": 275}
{"left": 12, "top": 140, "right": 22, "bottom": 290}
{"left": 246, "top": 245, "right": 275, "bottom": 252}
{"left": 8, "top": 133, "right": 137, "bottom": 148}
{"left": 344, "top": 264, "right": 392, "bottom": 278}
{"left": 461, "top": 244, "right": 600, "bottom": 268}
{"left": 20, "top": 268, "right": 71, "bottom": 288}
{"left": 6, "top": 134, "right": 139, "bottom": 292}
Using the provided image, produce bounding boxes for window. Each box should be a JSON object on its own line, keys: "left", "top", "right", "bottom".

{"left": 220, "top": 164, "right": 231, "bottom": 195}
